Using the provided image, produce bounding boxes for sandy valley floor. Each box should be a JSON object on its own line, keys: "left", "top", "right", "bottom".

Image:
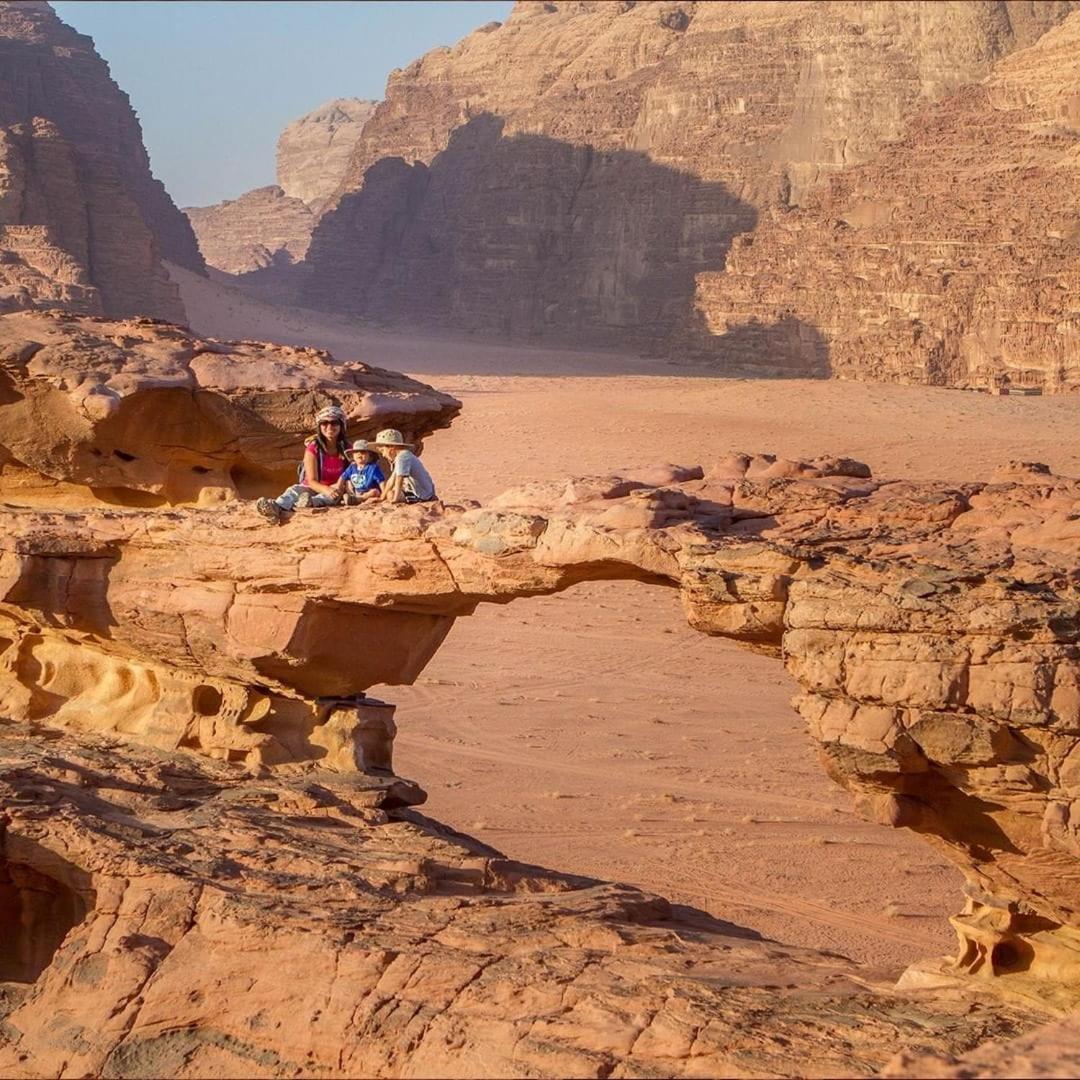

{"left": 177, "top": 267, "right": 1080, "bottom": 977}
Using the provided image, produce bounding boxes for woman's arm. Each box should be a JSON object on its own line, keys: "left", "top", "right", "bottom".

{"left": 301, "top": 447, "right": 338, "bottom": 496}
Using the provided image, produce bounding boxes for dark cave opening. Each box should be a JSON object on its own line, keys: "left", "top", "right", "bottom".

{"left": 0, "top": 855, "right": 91, "bottom": 984}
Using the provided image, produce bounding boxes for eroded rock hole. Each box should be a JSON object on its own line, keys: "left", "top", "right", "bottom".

{"left": 990, "top": 939, "right": 1033, "bottom": 975}
{"left": 191, "top": 684, "right": 223, "bottom": 717}
{"left": 0, "top": 856, "right": 90, "bottom": 983}
{"left": 111, "top": 449, "right": 137, "bottom": 462}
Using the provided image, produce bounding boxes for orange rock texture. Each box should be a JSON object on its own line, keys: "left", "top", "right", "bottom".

{"left": 1, "top": 450, "right": 1078, "bottom": 1024}
{"left": 700, "top": 11, "right": 1080, "bottom": 391}
{"left": 0, "top": 2, "right": 205, "bottom": 322}
{"left": 0, "top": 309, "right": 460, "bottom": 506}
{"left": 288, "top": 0, "right": 1076, "bottom": 378}
{"left": 0, "top": 730, "right": 1044, "bottom": 1078}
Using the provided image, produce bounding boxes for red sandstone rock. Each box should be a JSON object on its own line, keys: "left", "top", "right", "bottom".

{"left": 698, "top": 11, "right": 1080, "bottom": 392}
{"left": 0, "top": 452, "right": 1077, "bottom": 1022}
{"left": 0, "top": 730, "right": 1040, "bottom": 1078}
{"left": 884, "top": 1012, "right": 1080, "bottom": 1077}
{"left": 0, "top": 309, "right": 460, "bottom": 505}
{"left": 0, "top": 1, "right": 205, "bottom": 322}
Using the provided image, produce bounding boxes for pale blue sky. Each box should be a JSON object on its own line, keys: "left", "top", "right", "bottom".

{"left": 52, "top": 1, "right": 512, "bottom": 208}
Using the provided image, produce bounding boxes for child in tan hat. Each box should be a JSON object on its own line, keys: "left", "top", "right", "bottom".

{"left": 372, "top": 428, "right": 436, "bottom": 504}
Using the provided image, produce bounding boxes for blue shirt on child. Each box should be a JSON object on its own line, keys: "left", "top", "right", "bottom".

{"left": 340, "top": 461, "right": 385, "bottom": 494}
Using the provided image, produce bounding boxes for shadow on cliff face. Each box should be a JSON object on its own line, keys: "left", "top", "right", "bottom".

{"left": 685, "top": 315, "right": 832, "bottom": 379}
{"left": 296, "top": 114, "right": 761, "bottom": 356}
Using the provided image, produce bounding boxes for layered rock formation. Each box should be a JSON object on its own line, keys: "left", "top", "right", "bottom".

{"left": 698, "top": 10, "right": 1080, "bottom": 391}
{"left": 276, "top": 97, "right": 377, "bottom": 210}
{"left": 0, "top": 309, "right": 460, "bottom": 505}
{"left": 294, "top": 0, "right": 1075, "bottom": 361}
{"left": 0, "top": 447, "right": 1077, "bottom": 1024}
{"left": 0, "top": 729, "right": 1040, "bottom": 1077}
{"left": 184, "top": 187, "right": 315, "bottom": 276}
{"left": 184, "top": 99, "right": 375, "bottom": 288}
{"left": 0, "top": 1, "right": 204, "bottom": 321}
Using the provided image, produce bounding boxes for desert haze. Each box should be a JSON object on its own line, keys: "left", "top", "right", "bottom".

{"left": 1, "top": 1, "right": 1079, "bottom": 1078}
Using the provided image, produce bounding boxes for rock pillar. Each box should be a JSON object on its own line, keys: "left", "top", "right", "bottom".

{"left": 313, "top": 696, "right": 398, "bottom": 774}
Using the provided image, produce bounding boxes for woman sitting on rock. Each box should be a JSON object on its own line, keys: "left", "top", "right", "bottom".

{"left": 256, "top": 405, "right": 350, "bottom": 523}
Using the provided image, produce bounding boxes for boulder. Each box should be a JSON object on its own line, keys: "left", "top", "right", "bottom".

{"left": 0, "top": 309, "right": 460, "bottom": 505}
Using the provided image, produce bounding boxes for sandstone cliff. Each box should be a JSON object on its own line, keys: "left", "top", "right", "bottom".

{"left": 0, "top": 1, "right": 205, "bottom": 322}
{"left": 184, "top": 186, "right": 315, "bottom": 275}
{"left": 295, "top": 0, "right": 1075, "bottom": 362}
{"left": 697, "top": 10, "right": 1080, "bottom": 391}
{"left": 184, "top": 99, "right": 375, "bottom": 286}
{"left": 276, "top": 97, "right": 377, "bottom": 210}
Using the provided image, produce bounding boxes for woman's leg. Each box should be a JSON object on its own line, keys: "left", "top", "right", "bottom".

{"left": 275, "top": 484, "right": 308, "bottom": 512}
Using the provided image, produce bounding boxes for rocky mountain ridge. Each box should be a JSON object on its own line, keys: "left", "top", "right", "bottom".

{"left": 184, "top": 98, "right": 376, "bottom": 284}
{"left": 697, "top": 10, "right": 1080, "bottom": 391}
{"left": 289, "top": 0, "right": 1077, "bottom": 378}
{"left": 0, "top": 1, "right": 204, "bottom": 322}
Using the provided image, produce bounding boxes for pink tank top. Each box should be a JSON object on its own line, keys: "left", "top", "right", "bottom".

{"left": 305, "top": 441, "right": 346, "bottom": 485}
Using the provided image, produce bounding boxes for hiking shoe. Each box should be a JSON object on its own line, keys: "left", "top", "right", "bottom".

{"left": 255, "top": 497, "right": 281, "bottom": 522}
{"left": 295, "top": 489, "right": 314, "bottom": 509}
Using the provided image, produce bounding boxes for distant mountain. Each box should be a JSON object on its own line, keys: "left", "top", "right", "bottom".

{"left": 0, "top": 1, "right": 205, "bottom": 322}
{"left": 184, "top": 98, "right": 376, "bottom": 286}
{"left": 277, "top": 98, "right": 378, "bottom": 211}
{"left": 292, "top": 0, "right": 1075, "bottom": 378}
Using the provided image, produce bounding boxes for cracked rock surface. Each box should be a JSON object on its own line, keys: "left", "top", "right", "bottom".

{"left": 0, "top": 453, "right": 1077, "bottom": 1027}
{"left": 0, "top": 731, "right": 1044, "bottom": 1078}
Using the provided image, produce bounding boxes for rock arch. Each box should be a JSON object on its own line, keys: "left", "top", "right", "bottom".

{"left": 0, "top": 452, "right": 1076, "bottom": 1015}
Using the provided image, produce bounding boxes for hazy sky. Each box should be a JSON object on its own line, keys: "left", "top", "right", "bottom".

{"left": 52, "top": 1, "right": 512, "bottom": 208}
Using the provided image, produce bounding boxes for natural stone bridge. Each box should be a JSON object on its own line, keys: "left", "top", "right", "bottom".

{"left": 0, "top": 313, "right": 1077, "bottom": 1074}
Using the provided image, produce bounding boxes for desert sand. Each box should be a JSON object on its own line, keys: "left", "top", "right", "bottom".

{"left": 172, "top": 267, "right": 1080, "bottom": 976}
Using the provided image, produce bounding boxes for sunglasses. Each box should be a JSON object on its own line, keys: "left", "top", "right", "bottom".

{"left": 319, "top": 420, "right": 342, "bottom": 427}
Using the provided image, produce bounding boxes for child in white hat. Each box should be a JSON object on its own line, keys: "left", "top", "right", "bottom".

{"left": 372, "top": 429, "right": 436, "bottom": 504}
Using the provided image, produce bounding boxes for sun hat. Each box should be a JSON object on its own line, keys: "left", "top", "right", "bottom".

{"left": 373, "top": 428, "right": 413, "bottom": 449}
{"left": 315, "top": 405, "right": 347, "bottom": 427}
{"left": 346, "top": 438, "right": 375, "bottom": 457}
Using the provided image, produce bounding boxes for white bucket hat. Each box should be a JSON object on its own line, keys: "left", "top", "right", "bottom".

{"left": 346, "top": 439, "right": 375, "bottom": 457}
{"left": 373, "top": 428, "right": 413, "bottom": 449}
